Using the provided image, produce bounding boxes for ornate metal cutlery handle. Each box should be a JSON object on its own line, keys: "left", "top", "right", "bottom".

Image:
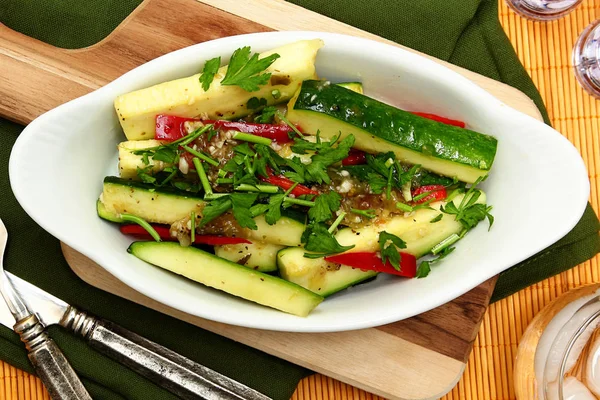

{"left": 60, "top": 306, "right": 271, "bottom": 400}
{"left": 14, "top": 314, "right": 92, "bottom": 400}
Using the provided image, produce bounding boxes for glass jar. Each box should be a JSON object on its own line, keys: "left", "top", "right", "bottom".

{"left": 516, "top": 284, "right": 600, "bottom": 399}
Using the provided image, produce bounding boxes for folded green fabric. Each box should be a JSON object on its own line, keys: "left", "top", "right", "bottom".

{"left": 0, "top": 0, "right": 598, "bottom": 399}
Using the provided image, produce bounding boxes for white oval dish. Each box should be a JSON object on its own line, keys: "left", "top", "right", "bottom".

{"left": 9, "top": 32, "right": 590, "bottom": 332}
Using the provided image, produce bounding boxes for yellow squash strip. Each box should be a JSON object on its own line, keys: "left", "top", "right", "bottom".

{"left": 115, "top": 39, "right": 324, "bottom": 140}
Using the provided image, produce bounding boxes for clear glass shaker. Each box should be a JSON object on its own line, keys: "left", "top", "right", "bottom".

{"left": 505, "top": 0, "right": 583, "bottom": 21}
{"left": 573, "top": 20, "right": 600, "bottom": 100}
{"left": 540, "top": 288, "right": 600, "bottom": 399}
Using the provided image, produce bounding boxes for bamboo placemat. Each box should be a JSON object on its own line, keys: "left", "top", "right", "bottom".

{"left": 1, "top": 1, "right": 600, "bottom": 398}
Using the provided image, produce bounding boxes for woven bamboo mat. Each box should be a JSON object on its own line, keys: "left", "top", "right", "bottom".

{"left": 2, "top": 1, "right": 600, "bottom": 398}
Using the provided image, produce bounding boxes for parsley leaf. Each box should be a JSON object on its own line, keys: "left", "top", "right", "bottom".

{"left": 255, "top": 144, "right": 284, "bottom": 176}
{"left": 281, "top": 157, "right": 305, "bottom": 183}
{"left": 136, "top": 166, "right": 156, "bottom": 183}
{"left": 254, "top": 106, "right": 278, "bottom": 124}
{"left": 430, "top": 214, "right": 443, "bottom": 223}
{"left": 342, "top": 165, "right": 387, "bottom": 194}
{"left": 199, "top": 196, "right": 232, "bottom": 227}
{"left": 415, "top": 261, "right": 431, "bottom": 278}
{"left": 302, "top": 222, "right": 355, "bottom": 258}
{"left": 440, "top": 189, "right": 494, "bottom": 232}
{"left": 366, "top": 152, "right": 394, "bottom": 177}
{"left": 199, "top": 56, "right": 221, "bottom": 91}
{"left": 308, "top": 192, "right": 341, "bottom": 223}
{"left": 416, "top": 246, "right": 455, "bottom": 278}
{"left": 305, "top": 135, "right": 354, "bottom": 184}
{"left": 233, "top": 143, "right": 255, "bottom": 157}
{"left": 265, "top": 194, "right": 285, "bottom": 225}
{"left": 221, "top": 47, "right": 280, "bottom": 92}
{"left": 378, "top": 231, "right": 407, "bottom": 271}
{"left": 152, "top": 146, "right": 178, "bottom": 164}
{"left": 458, "top": 203, "right": 494, "bottom": 231}
{"left": 230, "top": 193, "right": 259, "bottom": 230}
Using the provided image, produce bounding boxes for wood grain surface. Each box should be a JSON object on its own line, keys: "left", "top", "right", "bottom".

{"left": 0, "top": 0, "right": 545, "bottom": 399}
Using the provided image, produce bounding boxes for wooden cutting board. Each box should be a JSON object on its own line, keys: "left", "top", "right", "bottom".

{"left": 0, "top": 0, "right": 543, "bottom": 398}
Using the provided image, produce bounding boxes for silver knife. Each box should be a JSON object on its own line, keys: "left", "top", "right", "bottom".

{"left": 2, "top": 272, "right": 272, "bottom": 400}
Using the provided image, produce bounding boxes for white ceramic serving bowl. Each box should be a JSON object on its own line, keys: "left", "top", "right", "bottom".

{"left": 9, "top": 32, "right": 589, "bottom": 332}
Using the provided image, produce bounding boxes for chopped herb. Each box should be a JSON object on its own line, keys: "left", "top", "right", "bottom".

{"left": 249, "top": 203, "right": 269, "bottom": 217}
{"left": 120, "top": 213, "right": 161, "bottom": 242}
{"left": 265, "top": 194, "right": 285, "bottom": 225}
{"left": 136, "top": 166, "right": 156, "bottom": 184}
{"left": 441, "top": 177, "right": 493, "bottom": 234}
{"left": 395, "top": 202, "right": 413, "bottom": 213}
{"left": 254, "top": 106, "right": 278, "bottom": 124}
{"left": 192, "top": 158, "right": 212, "bottom": 196}
{"left": 247, "top": 97, "right": 267, "bottom": 110}
{"left": 386, "top": 166, "right": 393, "bottom": 200}
{"left": 199, "top": 56, "right": 221, "bottom": 91}
{"left": 415, "top": 261, "right": 431, "bottom": 278}
{"left": 152, "top": 146, "right": 179, "bottom": 164}
{"left": 328, "top": 212, "right": 346, "bottom": 233}
{"left": 283, "top": 157, "right": 306, "bottom": 183}
{"left": 264, "top": 183, "right": 300, "bottom": 225}
{"left": 351, "top": 208, "right": 376, "bottom": 219}
{"left": 199, "top": 196, "right": 232, "bottom": 227}
{"left": 206, "top": 128, "right": 218, "bottom": 142}
{"left": 230, "top": 193, "right": 259, "bottom": 229}
{"left": 416, "top": 246, "right": 455, "bottom": 278}
{"left": 378, "top": 231, "right": 407, "bottom": 271}
{"left": 182, "top": 145, "right": 219, "bottom": 167}
{"left": 232, "top": 132, "right": 272, "bottom": 146}
{"left": 233, "top": 143, "right": 255, "bottom": 157}
{"left": 158, "top": 166, "right": 178, "bottom": 186}
{"left": 220, "top": 47, "right": 280, "bottom": 92}
{"left": 366, "top": 152, "right": 395, "bottom": 177}
{"left": 431, "top": 234, "right": 460, "bottom": 255}
{"left": 283, "top": 197, "right": 315, "bottom": 207}
{"left": 412, "top": 188, "right": 443, "bottom": 203}
{"left": 302, "top": 222, "right": 354, "bottom": 258}
{"left": 235, "top": 184, "right": 279, "bottom": 193}
{"left": 430, "top": 214, "right": 443, "bottom": 223}
{"left": 276, "top": 111, "right": 304, "bottom": 138}
{"left": 271, "top": 89, "right": 281, "bottom": 99}
{"left": 308, "top": 192, "right": 341, "bottom": 223}
{"left": 255, "top": 144, "right": 285, "bottom": 175}
{"left": 413, "top": 199, "right": 435, "bottom": 211}
{"left": 190, "top": 211, "right": 196, "bottom": 242}
{"left": 304, "top": 135, "right": 354, "bottom": 184}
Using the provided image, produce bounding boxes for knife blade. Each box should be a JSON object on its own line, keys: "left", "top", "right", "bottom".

{"left": 3, "top": 272, "right": 271, "bottom": 400}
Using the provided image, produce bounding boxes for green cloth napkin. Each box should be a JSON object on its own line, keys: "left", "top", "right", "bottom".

{"left": 0, "top": 0, "right": 599, "bottom": 399}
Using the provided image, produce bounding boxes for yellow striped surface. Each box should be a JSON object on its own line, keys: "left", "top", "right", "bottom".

{"left": 2, "top": 1, "right": 600, "bottom": 399}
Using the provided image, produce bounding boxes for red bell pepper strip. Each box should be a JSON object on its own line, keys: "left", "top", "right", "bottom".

{"left": 155, "top": 114, "right": 199, "bottom": 141}
{"left": 208, "top": 120, "right": 293, "bottom": 143}
{"left": 260, "top": 174, "right": 319, "bottom": 197}
{"left": 119, "top": 224, "right": 251, "bottom": 245}
{"left": 410, "top": 112, "right": 466, "bottom": 128}
{"left": 155, "top": 115, "right": 294, "bottom": 143}
{"left": 342, "top": 149, "right": 367, "bottom": 165}
{"left": 411, "top": 185, "right": 447, "bottom": 204}
{"left": 324, "top": 252, "right": 417, "bottom": 278}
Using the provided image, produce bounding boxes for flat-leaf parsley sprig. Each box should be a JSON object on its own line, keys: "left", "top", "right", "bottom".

{"left": 416, "top": 176, "right": 494, "bottom": 278}
{"left": 200, "top": 47, "right": 281, "bottom": 92}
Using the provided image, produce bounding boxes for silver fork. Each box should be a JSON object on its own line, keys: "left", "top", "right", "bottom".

{"left": 0, "top": 218, "right": 92, "bottom": 399}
